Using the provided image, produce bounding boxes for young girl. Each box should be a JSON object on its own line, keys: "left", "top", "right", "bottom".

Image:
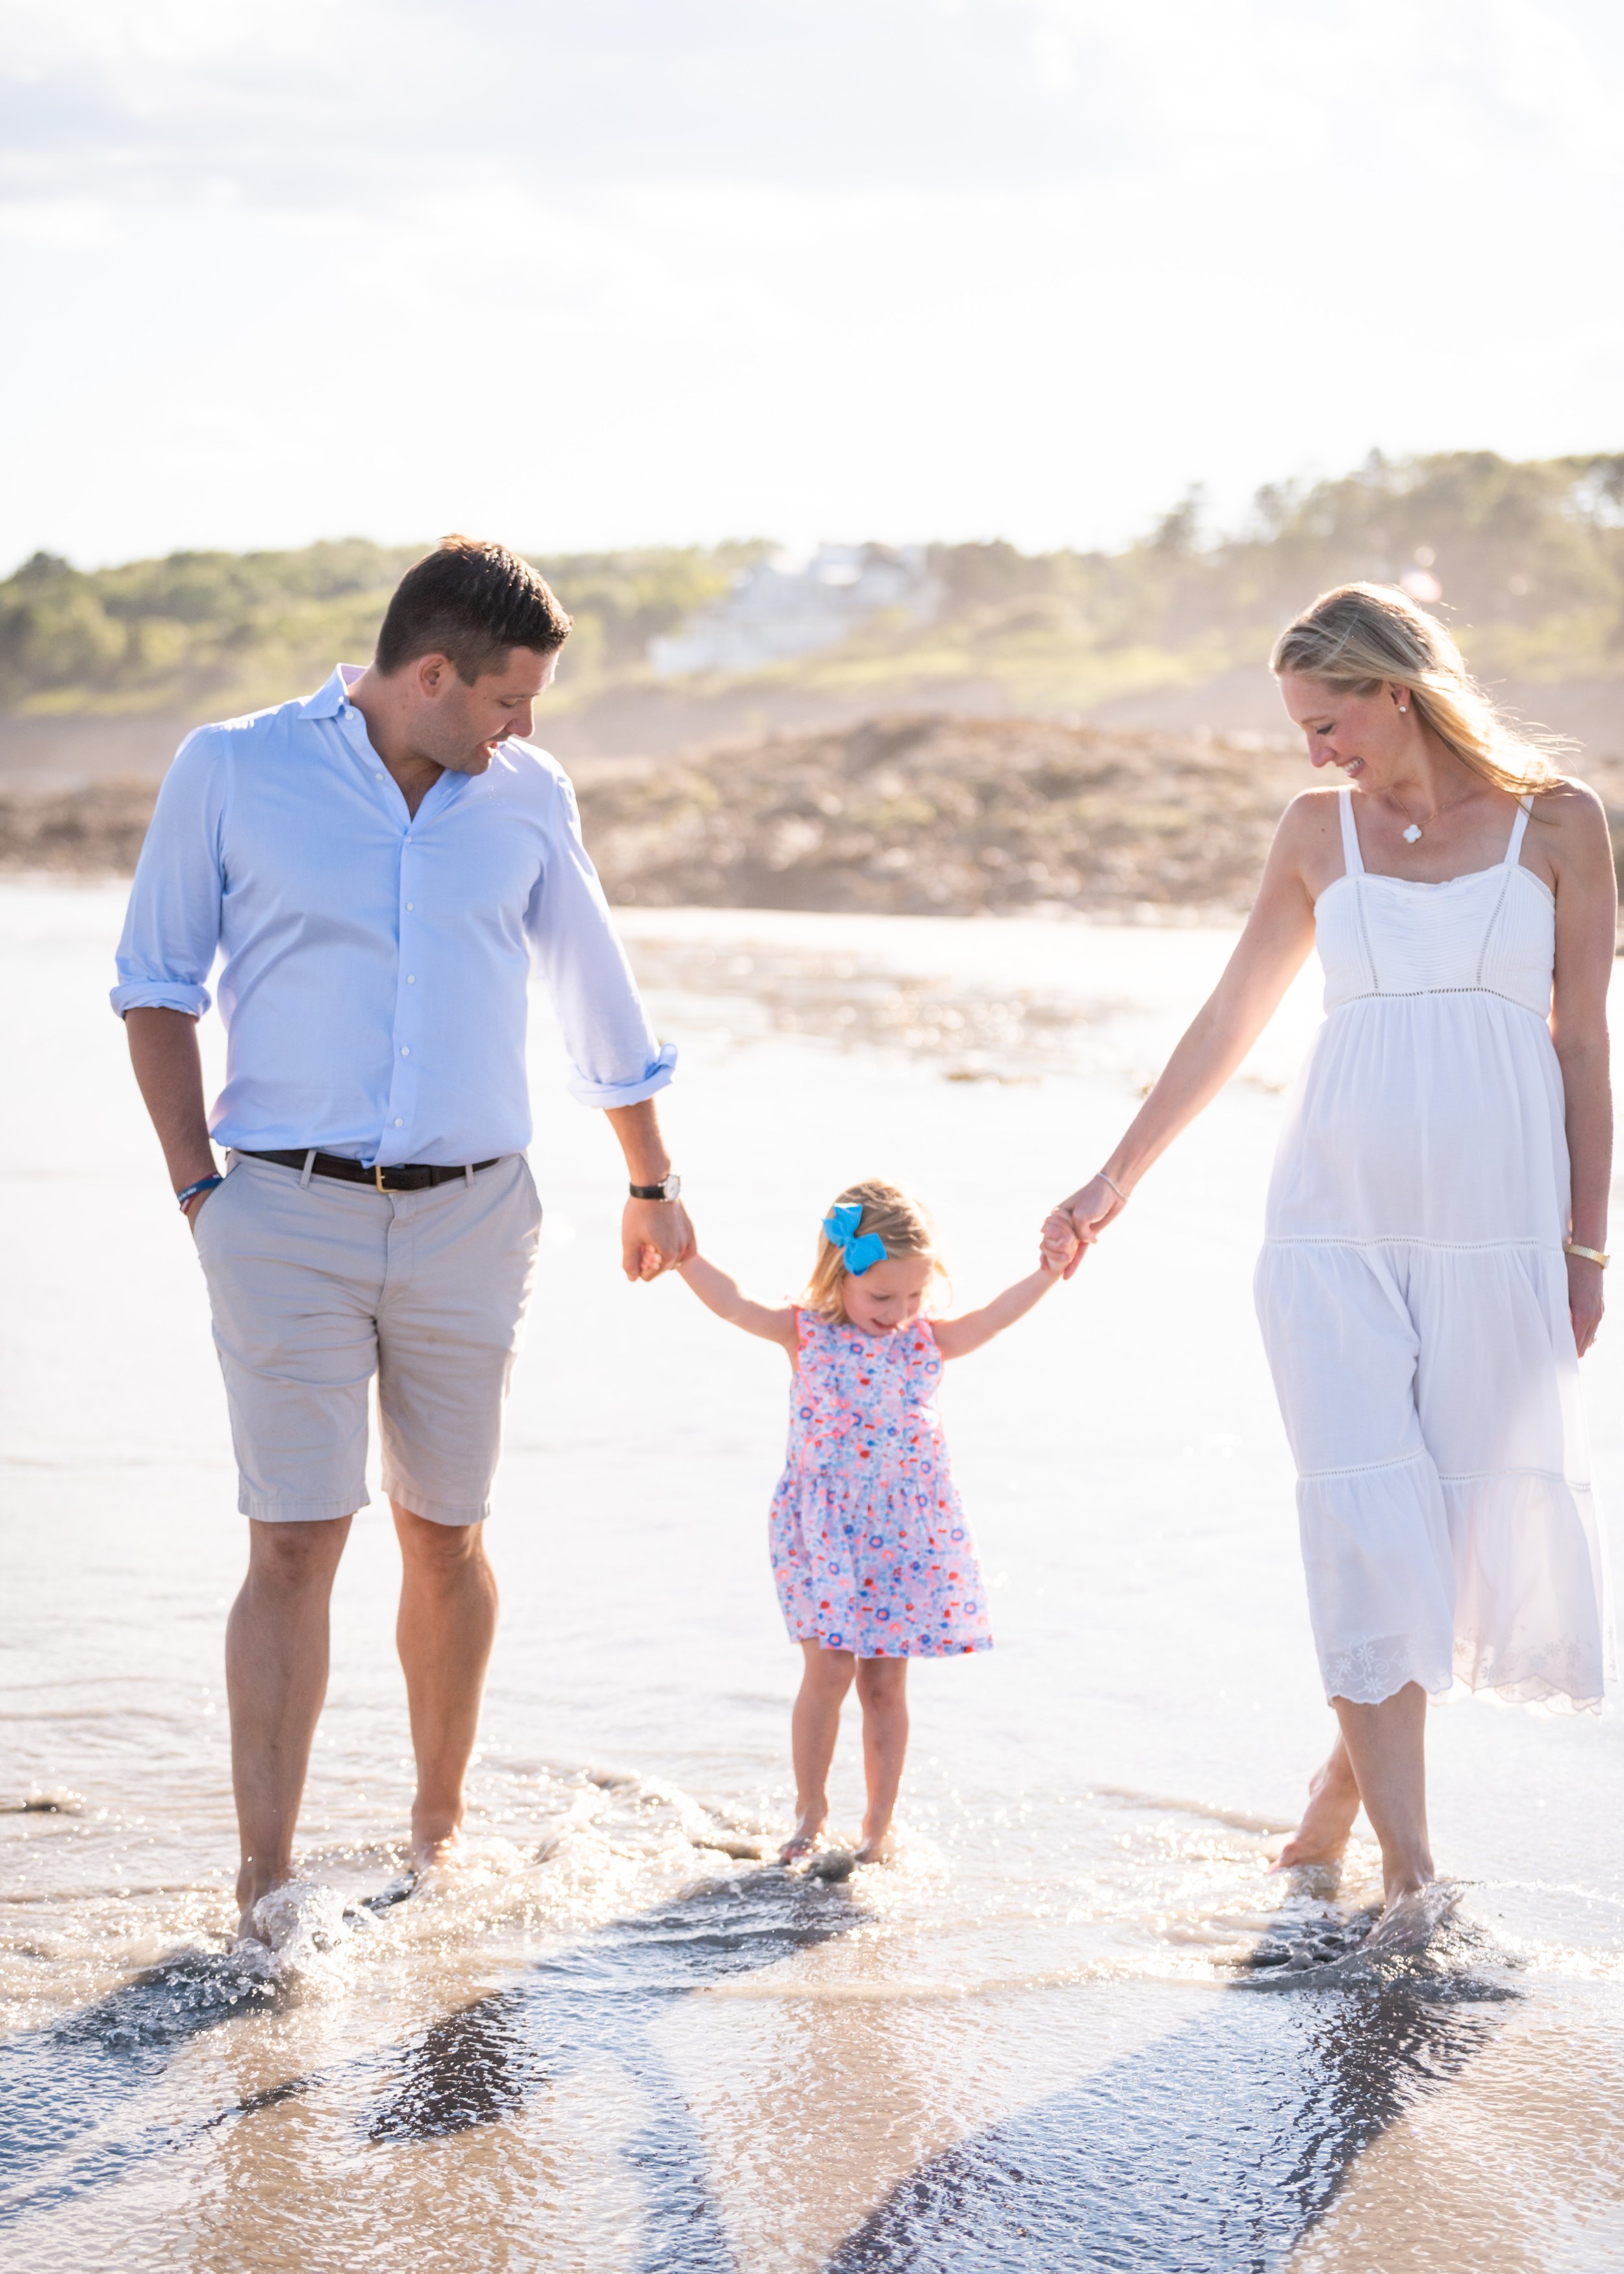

{"left": 674, "top": 1179, "right": 1078, "bottom": 1867}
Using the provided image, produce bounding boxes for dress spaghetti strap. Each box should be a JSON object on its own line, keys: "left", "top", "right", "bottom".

{"left": 1338, "top": 787, "right": 1365, "bottom": 878}
{"left": 1504, "top": 794, "right": 1534, "bottom": 867}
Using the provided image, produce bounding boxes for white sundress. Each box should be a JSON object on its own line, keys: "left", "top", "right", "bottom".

{"left": 1254, "top": 787, "right": 1614, "bottom": 1711}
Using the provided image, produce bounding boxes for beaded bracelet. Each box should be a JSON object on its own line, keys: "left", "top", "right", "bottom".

{"left": 175, "top": 1174, "right": 223, "bottom": 1212}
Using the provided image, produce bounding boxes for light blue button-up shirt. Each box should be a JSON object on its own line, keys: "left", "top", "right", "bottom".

{"left": 111, "top": 665, "right": 676, "bottom": 1166}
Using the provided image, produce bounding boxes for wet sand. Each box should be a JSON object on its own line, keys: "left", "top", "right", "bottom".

{"left": 2, "top": 882, "right": 1622, "bottom": 2270}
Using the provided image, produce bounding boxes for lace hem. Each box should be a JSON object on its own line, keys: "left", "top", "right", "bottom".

{"left": 1449, "top": 1631, "right": 1611, "bottom": 1716}
{"left": 1323, "top": 1634, "right": 1611, "bottom": 1714}
{"left": 1322, "top": 1635, "right": 1453, "bottom": 1708}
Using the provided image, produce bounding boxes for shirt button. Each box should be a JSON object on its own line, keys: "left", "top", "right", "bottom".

{"left": 394, "top": 1118, "right": 403, "bottom": 1127}
{"left": 407, "top": 975, "right": 416, "bottom": 984}
{"left": 401, "top": 1046, "right": 410, "bottom": 1056}
{"left": 405, "top": 901, "right": 414, "bottom": 911}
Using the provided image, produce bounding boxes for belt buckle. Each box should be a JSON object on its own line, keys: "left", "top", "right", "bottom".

{"left": 374, "top": 1164, "right": 388, "bottom": 1192}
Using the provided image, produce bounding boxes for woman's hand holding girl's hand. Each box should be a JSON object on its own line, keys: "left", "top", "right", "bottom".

{"left": 1567, "top": 1253, "right": 1605, "bottom": 1356}
{"left": 1047, "top": 1175, "right": 1129, "bottom": 1281}
{"left": 1039, "top": 1214, "right": 1081, "bottom": 1275}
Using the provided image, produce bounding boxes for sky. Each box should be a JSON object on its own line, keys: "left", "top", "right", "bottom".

{"left": 2, "top": 0, "right": 1621, "bottom": 571}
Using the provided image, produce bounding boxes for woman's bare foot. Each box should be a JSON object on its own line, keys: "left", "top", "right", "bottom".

{"left": 779, "top": 1808, "right": 827, "bottom": 1863}
{"left": 854, "top": 1827, "right": 897, "bottom": 1866}
{"left": 1271, "top": 1739, "right": 1362, "bottom": 1872}
{"left": 1362, "top": 1879, "right": 1454, "bottom": 1955}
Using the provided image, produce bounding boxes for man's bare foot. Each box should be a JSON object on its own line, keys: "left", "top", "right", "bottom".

{"left": 410, "top": 1824, "right": 466, "bottom": 1876}
{"left": 779, "top": 1808, "right": 827, "bottom": 1863}
{"left": 854, "top": 1828, "right": 897, "bottom": 1866}
{"left": 1271, "top": 1742, "right": 1362, "bottom": 1872}
{"left": 235, "top": 1865, "right": 291, "bottom": 1947}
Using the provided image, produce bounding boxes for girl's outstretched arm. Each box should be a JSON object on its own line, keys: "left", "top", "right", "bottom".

{"left": 1047, "top": 794, "right": 1321, "bottom": 1273}
{"left": 677, "top": 1253, "right": 801, "bottom": 1352}
{"left": 931, "top": 1253, "right": 1074, "bottom": 1360}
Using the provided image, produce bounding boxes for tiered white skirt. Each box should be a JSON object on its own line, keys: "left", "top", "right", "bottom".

{"left": 1256, "top": 994, "right": 1614, "bottom": 1712}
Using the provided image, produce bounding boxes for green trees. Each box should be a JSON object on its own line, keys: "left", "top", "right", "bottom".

{"left": 931, "top": 452, "right": 1624, "bottom": 683}
{"left": 2, "top": 453, "right": 1619, "bottom": 717}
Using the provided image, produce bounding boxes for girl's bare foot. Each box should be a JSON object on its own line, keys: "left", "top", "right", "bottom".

{"left": 1271, "top": 1739, "right": 1362, "bottom": 1872}
{"left": 854, "top": 1827, "right": 897, "bottom": 1865}
{"left": 779, "top": 1808, "right": 826, "bottom": 1863}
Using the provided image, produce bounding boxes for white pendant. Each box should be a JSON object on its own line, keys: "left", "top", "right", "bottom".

{"left": 1402, "top": 823, "right": 1423, "bottom": 843}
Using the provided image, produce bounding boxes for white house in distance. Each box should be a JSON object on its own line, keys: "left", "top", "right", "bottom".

{"left": 648, "top": 543, "right": 941, "bottom": 676}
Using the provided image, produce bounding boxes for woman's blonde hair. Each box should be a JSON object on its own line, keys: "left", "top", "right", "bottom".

{"left": 1269, "top": 581, "right": 1568, "bottom": 797}
{"left": 804, "top": 1179, "right": 946, "bottom": 1323}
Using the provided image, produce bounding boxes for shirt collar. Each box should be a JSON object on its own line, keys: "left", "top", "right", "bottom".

{"left": 297, "top": 663, "right": 367, "bottom": 721}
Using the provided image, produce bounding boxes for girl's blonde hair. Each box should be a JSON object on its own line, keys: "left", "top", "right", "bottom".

{"left": 1269, "top": 581, "right": 1568, "bottom": 797}
{"left": 804, "top": 1179, "right": 946, "bottom": 1323}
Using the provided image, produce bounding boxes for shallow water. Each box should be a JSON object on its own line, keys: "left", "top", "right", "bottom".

{"left": 3, "top": 881, "right": 1622, "bottom": 2271}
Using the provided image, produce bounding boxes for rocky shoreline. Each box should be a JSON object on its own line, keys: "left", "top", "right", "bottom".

{"left": 4, "top": 711, "right": 1619, "bottom": 918}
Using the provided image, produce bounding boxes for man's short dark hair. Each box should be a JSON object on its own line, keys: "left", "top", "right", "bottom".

{"left": 375, "top": 535, "right": 572, "bottom": 681}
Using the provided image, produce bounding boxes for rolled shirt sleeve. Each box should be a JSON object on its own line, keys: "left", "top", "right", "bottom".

{"left": 528, "top": 773, "right": 678, "bottom": 1108}
{"left": 110, "top": 727, "right": 227, "bottom": 1021}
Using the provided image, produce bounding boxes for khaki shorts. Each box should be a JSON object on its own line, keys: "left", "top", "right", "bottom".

{"left": 192, "top": 1152, "right": 542, "bottom": 1526}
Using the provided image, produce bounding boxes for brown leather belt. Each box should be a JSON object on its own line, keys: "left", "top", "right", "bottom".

{"left": 239, "top": 1149, "right": 501, "bottom": 1192}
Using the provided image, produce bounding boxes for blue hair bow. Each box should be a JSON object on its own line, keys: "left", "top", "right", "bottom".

{"left": 823, "top": 1203, "right": 888, "bottom": 1276}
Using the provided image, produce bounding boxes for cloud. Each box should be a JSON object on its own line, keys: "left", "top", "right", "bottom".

{"left": 0, "top": 0, "right": 1618, "bottom": 565}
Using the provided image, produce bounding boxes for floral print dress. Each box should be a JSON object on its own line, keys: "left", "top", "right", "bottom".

{"left": 768, "top": 1310, "right": 993, "bottom": 1657}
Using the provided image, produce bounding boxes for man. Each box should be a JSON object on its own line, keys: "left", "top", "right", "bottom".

{"left": 112, "top": 536, "right": 692, "bottom": 1941}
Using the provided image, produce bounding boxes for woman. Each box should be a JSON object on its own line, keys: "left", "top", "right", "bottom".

{"left": 1047, "top": 583, "right": 1616, "bottom": 1933}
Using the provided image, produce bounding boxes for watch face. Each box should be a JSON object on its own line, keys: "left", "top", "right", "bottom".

{"left": 661, "top": 1173, "right": 682, "bottom": 1201}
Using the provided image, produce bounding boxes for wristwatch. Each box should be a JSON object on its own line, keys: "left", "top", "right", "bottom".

{"left": 629, "top": 1171, "right": 682, "bottom": 1201}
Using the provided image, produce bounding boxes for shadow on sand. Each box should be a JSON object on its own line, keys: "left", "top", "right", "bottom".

{"left": 0, "top": 1937, "right": 280, "bottom": 2219}
{"left": 0, "top": 1860, "right": 863, "bottom": 2245}
{"left": 824, "top": 1960, "right": 1514, "bottom": 2273}
{"left": 0, "top": 1866, "right": 1517, "bottom": 2273}
{"left": 327, "top": 1888, "right": 1518, "bottom": 2274}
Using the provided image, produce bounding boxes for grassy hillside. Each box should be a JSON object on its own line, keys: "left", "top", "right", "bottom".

{"left": 3, "top": 451, "right": 1621, "bottom": 724}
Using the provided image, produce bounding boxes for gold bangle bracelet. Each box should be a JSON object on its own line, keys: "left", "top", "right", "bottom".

{"left": 1564, "top": 1241, "right": 1609, "bottom": 1268}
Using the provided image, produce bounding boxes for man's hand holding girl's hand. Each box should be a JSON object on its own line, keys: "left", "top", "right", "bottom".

{"left": 621, "top": 1197, "right": 696, "bottom": 1283}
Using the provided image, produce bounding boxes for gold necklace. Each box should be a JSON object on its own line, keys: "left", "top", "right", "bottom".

{"left": 1383, "top": 780, "right": 1479, "bottom": 845}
